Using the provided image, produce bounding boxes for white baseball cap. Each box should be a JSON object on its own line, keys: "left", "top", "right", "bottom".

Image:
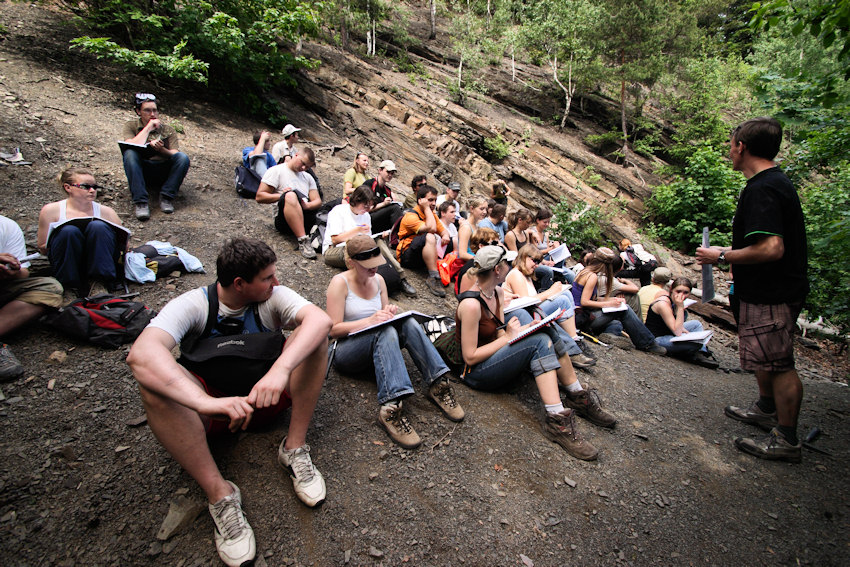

{"left": 378, "top": 160, "right": 398, "bottom": 172}
{"left": 281, "top": 124, "right": 301, "bottom": 138}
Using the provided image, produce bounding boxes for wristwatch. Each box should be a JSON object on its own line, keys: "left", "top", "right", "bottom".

{"left": 718, "top": 250, "right": 727, "bottom": 264}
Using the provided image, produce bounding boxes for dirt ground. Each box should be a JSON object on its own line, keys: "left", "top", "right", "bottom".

{"left": 0, "top": 3, "right": 848, "bottom": 566}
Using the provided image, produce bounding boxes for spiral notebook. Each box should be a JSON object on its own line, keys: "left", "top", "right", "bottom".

{"left": 508, "top": 309, "right": 562, "bottom": 344}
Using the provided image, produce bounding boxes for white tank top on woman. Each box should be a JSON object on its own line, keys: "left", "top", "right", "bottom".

{"left": 342, "top": 273, "right": 382, "bottom": 322}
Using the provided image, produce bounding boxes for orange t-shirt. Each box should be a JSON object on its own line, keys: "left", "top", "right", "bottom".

{"left": 396, "top": 205, "right": 446, "bottom": 259}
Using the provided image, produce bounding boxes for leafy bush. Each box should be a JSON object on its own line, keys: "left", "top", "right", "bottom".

{"left": 482, "top": 134, "right": 510, "bottom": 162}
{"left": 644, "top": 144, "right": 743, "bottom": 252}
{"left": 550, "top": 200, "right": 610, "bottom": 250}
{"left": 64, "top": 0, "right": 321, "bottom": 120}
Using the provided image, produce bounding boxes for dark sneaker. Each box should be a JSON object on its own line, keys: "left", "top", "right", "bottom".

{"left": 598, "top": 332, "right": 634, "bottom": 350}
{"left": 134, "top": 203, "right": 150, "bottom": 221}
{"left": 0, "top": 343, "right": 24, "bottom": 382}
{"left": 576, "top": 338, "right": 597, "bottom": 360}
{"left": 542, "top": 409, "right": 598, "bottom": 461}
{"left": 734, "top": 428, "right": 802, "bottom": 463}
{"left": 691, "top": 350, "right": 719, "bottom": 369}
{"left": 378, "top": 401, "right": 421, "bottom": 449}
{"left": 564, "top": 388, "right": 617, "bottom": 428}
{"left": 427, "top": 378, "right": 465, "bottom": 422}
{"left": 641, "top": 343, "right": 667, "bottom": 356}
{"left": 208, "top": 481, "right": 256, "bottom": 567}
{"left": 160, "top": 197, "right": 174, "bottom": 214}
{"left": 297, "top": 236, "right": 317, "bottom": 260}
{"left": 724, "top": 401, "right": 778, "bottom": 431}
{"left": 569, "top": 353, "right": 596, "bottom": 369}
{"left": 426, "top": 276, "right": 446, "bottom": 298}
{"left": 277, "top": 438, "right": 326, "bottom": 507}
{"left": 400, "top": 278, "right": 418, "bottom": 297}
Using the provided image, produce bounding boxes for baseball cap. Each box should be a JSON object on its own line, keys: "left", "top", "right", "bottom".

{"left": 448, "top": 182, "right": 461, "bottom": 192}
{"left": 651, "top": 267, "right": 673, "bottom": 284}
{"left": 471, "top": 246, "right": 513, "bottom": 273}
{"left": 345, "top": 234, "right": 386, "bottom": 269}
{"left": 281, "top": 124, "right": 301, "bottom": 138}
{"left": 378, "top": 160, "right": 398, "bottom": 172}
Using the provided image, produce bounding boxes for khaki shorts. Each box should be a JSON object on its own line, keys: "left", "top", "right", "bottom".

{"left": 0, "top": 276, "right": 63, "bottom": 309}
{"left": 738, "top": 301, "right": 803, "bottom": 373}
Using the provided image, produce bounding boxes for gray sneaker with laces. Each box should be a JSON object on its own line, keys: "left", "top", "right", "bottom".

{"left": 0, "top": 343, "right": 24, "bottom": 382}
{"left": 208, "top": 481, "right": 256, "bottom": 567}
{"left": 297, "top": 236, "right": 317, "bottom": 259}
{"left": 734, "top": 427, "right": 802, "bottom": 463}
{"left": 427, "top": 377, "right": 465, "bottom": 422}
{"left": 278, "top": 437, "right": 326, "bottom": 507}
{"left": 378, "top": 400, "right": 421, "bottom": 449}
{"left": 724, "top": 401, "right": 778, "bottom": 431}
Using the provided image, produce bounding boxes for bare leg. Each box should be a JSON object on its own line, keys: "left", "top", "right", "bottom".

{"left": 282, "top": 326, "right": 328, "bottom": 450}
{"left": 758, "top": 369, "right": 802, "bottom": 428}
{"left": 421, "top": 233, "right": 438, "bottom": 272}
{"left": 561, "top": 316, "right": 579, "bottom": 338}
{"left": 555, "top": 353, "right": 578, "bottom": 388}
{"left": 534, "top": 369, "right": 562, "bottom": 405}
{"left": 139, "top": 370, "right": 232, "bottom": 503}
{"left": 0, "top": 300, "right": 45, "bottom": 337}
{"left": 282, "top": 191, "right": 306, "bottom": 238}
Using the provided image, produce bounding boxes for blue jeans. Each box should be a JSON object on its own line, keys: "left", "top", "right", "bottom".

{"left": 505, "top": 309, "right": 578, "bottom": 356}
{"left": 589, "top": 305, "right": 658, "bottom": 350}
{"left": 462, "top": 333, "right": 561, "bottom": 391}
{"left": 48, "top": 220, "right": 117, "bottom": 289}
{"left": 122, "top": 149, "right": 190, "bottom": 204}
{"left": 654, "top": 320, "right": 706, "bottom": 357}
{"left": 334, "top": 317, "right": 449, "bottom": 404}
{"left": 540, "top": 289, "right": 575, "bottom": 320}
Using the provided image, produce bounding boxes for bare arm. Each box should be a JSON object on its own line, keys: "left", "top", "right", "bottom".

{"left": 249, "top": 131, "right": 270, "bottom": 157}
{"left": 457, "top": 223, "right": 474, "bottom": 261}
{"left": 37, "top": 202, "right": 58, "bottom": 254}
{"left": 256, "top": 182, "right": 282, "bottom": 204}
{"left": 696, "top": 235, "right": 784, "bottom": 266}
{"left": 327, "top": 274, "right": 394, "bottom": 338}
{"left": 653, "top": 297, "right": 684, "bottom": 336}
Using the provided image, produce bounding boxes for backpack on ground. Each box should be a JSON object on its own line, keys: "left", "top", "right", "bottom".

{"left": 307, "top": 197, "right": 342, "bottom": 255}
{"left": 44, "top": 294, "right": 157, "bottom": 348}
{"left": 235, "top": 165, "right": 262, "bottom": 199}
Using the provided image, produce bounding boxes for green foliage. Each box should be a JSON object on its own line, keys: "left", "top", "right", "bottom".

{"left": 550, "top": 200, "right": 610, "bottom": 249}
{"left": 585, "top": 130, "right": 622, "bottom": 154}
{"left": 799, "top": 167, "right": 850, "bottom": 333}
{"left": 577, "top": 165, "right": 601, "bottom": 189}
{"left": 645, "top": 144, "right": 743, "bottom": 252}
{"left": 482, "top": 134, "right": 511, "bottom": 162}
{"left": 65, "top": 0, "right": 321, "bottom": 120}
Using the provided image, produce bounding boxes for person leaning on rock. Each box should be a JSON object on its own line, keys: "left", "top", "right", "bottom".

{"left": 126, "top": 237, "right": 332, "bottom": 567}
{"left": 121, "top": 93, "right": 190, "bottom": 221}
{"left": 255, "top": 147, "right": 322, "bottom": 259}
{"left": 697, "top": 116, "right": 809, "bottom": 463}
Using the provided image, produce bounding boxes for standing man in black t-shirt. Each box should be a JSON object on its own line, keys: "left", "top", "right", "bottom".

{"left": 697, "top": 117, "right": 808, "bottom": 463}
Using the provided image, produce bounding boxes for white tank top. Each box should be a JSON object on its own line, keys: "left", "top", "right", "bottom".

{"left": 47, "top": 200, "right": 103, "bottom": 234}
{"left": 342, "top": 274, "right": 382, "bottom": 322}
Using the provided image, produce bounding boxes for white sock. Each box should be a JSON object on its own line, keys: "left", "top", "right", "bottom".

{"left": 545, "top": 402, "right": 565, "bottom": 414}
{"left": 566, "top": 381, "right": 583, "bottom": 394}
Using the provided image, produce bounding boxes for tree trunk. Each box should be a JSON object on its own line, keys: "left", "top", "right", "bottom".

{"left": 340, "top": 12, "right": 348, "bottom": 51}
{"left": 550, "top": 55, "right": 573, "bottom": 130}
{"left": 619, "top": 50, "right": 629, "bottom": 163}
{"left": 429, "top": 0, "right": 437, "bottom": 40}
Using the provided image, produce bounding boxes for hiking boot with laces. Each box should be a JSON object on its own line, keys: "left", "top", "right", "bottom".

{"left": 564, "top": 388, "right": 617, "bottom": 428}
{"left": 378, "top": 401, "right": 421, "bottom": 449}
{"left": 297, "top": 236, "right": 317, "bottom": 259}
{"left": 427, "top": 378, "right": 465, "bottom": 422}
{"left": 208, "top": 481, "right": 256, "bottom": 567}
{"left": 598, "top": 332, "right": 634, "bottom": 350}
{"left": 400, "top": 278, "right": 418, "bottom": 297}
{"left": 277, "top": 437, "right": 326, "bottom": 507}
{"left": 426, "top": 276, "right": 446, "bottom": 297}
{"left": 569, "top": 353, "right": 596, "bottom": 369}
{"left": 576, "top": 338, "right": 597, "bottom": 360}
{"left": 724, "top": 401, "right": 778, "bottom": 431}
{"left": 542, "top": 409, "right": 598, "bottom": 461}
{"left": 734, "top": 427, "right": 802, "bottom": 463}
{"left": 134, "top": 203, "right": 150, "bottom": 221}
{"left": 0, "top": 343, "right": 24, "bottom": 382}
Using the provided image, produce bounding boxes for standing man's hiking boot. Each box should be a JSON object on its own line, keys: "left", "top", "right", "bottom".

{"left": 734, "top": 428, "right": 802, "bottom": 463}
{"left": 725, "top": 401, "right": 778, "bottom": 431}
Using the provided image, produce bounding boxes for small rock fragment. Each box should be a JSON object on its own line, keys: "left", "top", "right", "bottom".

{"left": 520, "top": 553, "right": 534, "bottom": 567}
{"left": 47, "top": 379, "right": 55, "bottom": 391}
{"left": 156, "top": 495, "right": 205, "bottom": 540}
{"left": 125, "top": 415, "right": 148, "bottom": 427}
{"left": 368, "top": 472, "right": 379, "bottom": 481}
{"left": 114, "top": 446, "right": 130, "bottom": 453}
{"left": 368, "top": 546, "right": 384, "bottom": 558}
{"left": 564, "top": 477, "right": 577, "bottom": 488}
{"left": 48, "top": 351, "right": 67, "bottom": 364}
{"left": 344, "top": 549, "right": 351, "bottom": 563}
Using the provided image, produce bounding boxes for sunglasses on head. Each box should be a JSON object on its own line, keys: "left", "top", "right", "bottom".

{"left": 69, "top": 183, "right": 103, "bottom": 191}
{"left": 487, "top": 240, "right": 500, "bottom": 246}
{"left": 135, "top": 93, "right": 156, "bottom": 105}
{"left": 352, "top": 247, "right": 381, "bottom": 261}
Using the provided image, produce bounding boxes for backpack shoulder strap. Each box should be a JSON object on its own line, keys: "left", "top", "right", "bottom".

{"left": 201, "top": 283, "right": 219, "bottom": 338}
{"left": 457, "top": 291, "right": 504, "bottom": 327}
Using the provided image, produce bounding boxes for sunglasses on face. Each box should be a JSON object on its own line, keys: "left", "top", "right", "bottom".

{"left": 530, "top": 257, "right": 542, "bottom": 265}
{"left": 351, "top": 247, "right": 381, "bottom": 261}
{"left": 69, "top": 183, "right": 103, "bottom": 191}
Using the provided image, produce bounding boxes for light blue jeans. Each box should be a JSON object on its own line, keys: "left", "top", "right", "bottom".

{"left": 462, "top": 332, "right": 561, "bottom": 391}
{"left": 654, "top": 319, "right": 706, "bottom": 357}
{"left": 589, "top": 304, "right": 658, "bottom": 350}
{"left": 507, "top": 307, "right": 580, "bottom": 356}
{"left": 334, "top": 317, "right": 449, "bottom": 404}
